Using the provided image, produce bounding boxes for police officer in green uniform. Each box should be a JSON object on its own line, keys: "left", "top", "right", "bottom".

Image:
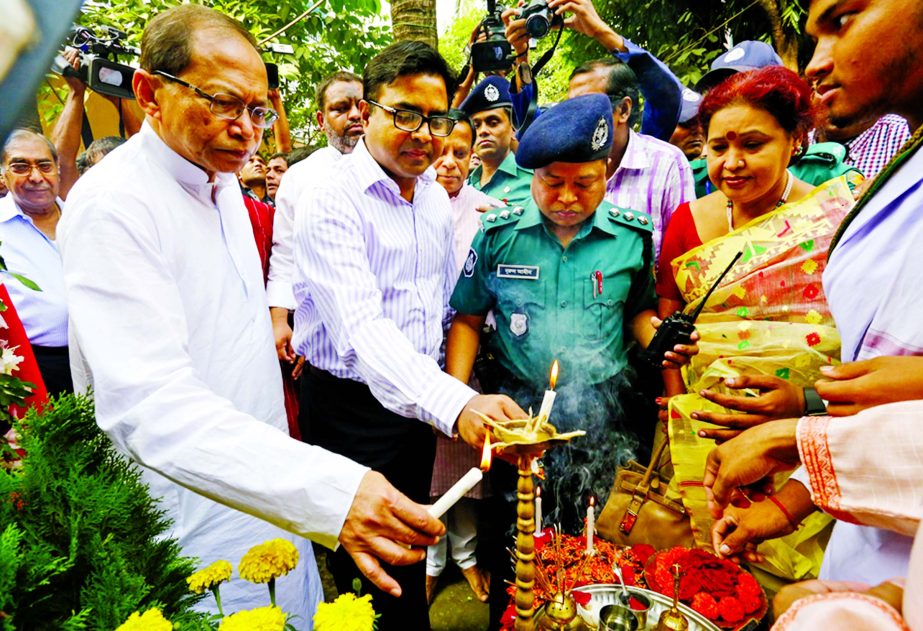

{"left": 460, "top": 76, "right": 534, "bottom": 208}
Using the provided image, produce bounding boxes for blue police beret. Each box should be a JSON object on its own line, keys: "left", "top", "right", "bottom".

{"left": 460, "top": 76, "right": 513, "bottom": 116}
{"left": 696, "top": 40, "right": 783, "bottom": 91}
{"left": 515, "top": 94, "right": 613, "bottom": 169}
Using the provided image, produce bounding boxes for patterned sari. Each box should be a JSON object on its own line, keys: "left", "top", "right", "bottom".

{"left": 665, "top": 176, "right": 856, "bottom": 581}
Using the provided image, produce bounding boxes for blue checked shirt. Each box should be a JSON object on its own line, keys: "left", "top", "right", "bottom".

{"left": 292, "top": 140, "right": 476, "bottom": 436}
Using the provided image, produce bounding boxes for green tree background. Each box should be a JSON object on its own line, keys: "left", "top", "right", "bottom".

{"left": 45, "top": 0, "right": 809, "bottom": 142}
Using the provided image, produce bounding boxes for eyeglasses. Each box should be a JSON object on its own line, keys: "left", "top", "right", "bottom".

{"left": 5, "top": 160, "right": 56, "bottom": 176}
{"left": 154, "top": 70, "right": 279, "bottom": 129}
{"left": 366, "top": 100, "right": 455, "bottom": 137}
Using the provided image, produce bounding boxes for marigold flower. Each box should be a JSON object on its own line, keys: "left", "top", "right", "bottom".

{"left": 313, "top": 592, "right": 378, "bottom": 631}
{"left": 218, "top": 605, "right": 287, "bottom": 631}
{"left": 187, "top": 559, "right": 233, "bottom": 594}
{"left": 116, "top": 608, "right": 173, "bottom": 631}
{"left": 238, "top": 538, "right": 299, "bottom": 584}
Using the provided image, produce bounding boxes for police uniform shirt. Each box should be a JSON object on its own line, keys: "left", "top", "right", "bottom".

{"left": 451, "top": 200, "right": 656, "bottom": 388}
{"left": 467, "top": 151, "right": 533, "bottom": 208}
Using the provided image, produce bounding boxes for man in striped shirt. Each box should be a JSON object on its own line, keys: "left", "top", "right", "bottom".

{"left": 292, "top": 41, "right": 526, "bottom": 629}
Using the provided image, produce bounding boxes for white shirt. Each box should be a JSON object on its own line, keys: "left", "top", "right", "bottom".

{"left": 292, "top": 139, "right": 477, "bottom": 437}
{"left": 267, "top": 146, "right": 343, "bottom": 309}
{"left": 0, "top": 194, "right": 68, "bottom": 346}
{"left": 58, "top": 124, "right": 368, "bottom": 626}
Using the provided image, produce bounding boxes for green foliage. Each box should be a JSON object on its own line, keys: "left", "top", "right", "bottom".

{"left": 0, "top": 393, "right": 208, "bottom": 629}
{"left": 74, "top": 0, "right": 393, "bottom": 144}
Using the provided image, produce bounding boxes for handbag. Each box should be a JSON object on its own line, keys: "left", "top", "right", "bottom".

{"left": 596, "top": 439, "right": 695, "bottom": 550}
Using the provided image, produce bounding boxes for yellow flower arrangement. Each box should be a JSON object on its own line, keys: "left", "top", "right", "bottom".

{"left": 218, "top": 605, "right": 287, "bottom": 631}
{"left": 239, "top": 538, "right": 299, "bottom": 584}
{"left": 187, "top": 559, "right": 233, "bottom": 595}
{"left": 313, "top": 592, "right": 378, "bottom": 631}
{"left": 116, "top": 608, "right": 173, "bottom": 631}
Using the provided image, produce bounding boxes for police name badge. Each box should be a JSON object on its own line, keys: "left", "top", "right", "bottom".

{"left": 484, "top": 84, "right": 501, "bottom": 102}
{"left": 510, "top": 312, "right": 528, "bottom": 337}
{"left": 497, "top": 264, "right": 540, "bottom": 280}
{"left": 463, "top": 248, "right": 478, "bottom": 277}
{"left": 591, "top": 116, "right": 609, "bottom": 151}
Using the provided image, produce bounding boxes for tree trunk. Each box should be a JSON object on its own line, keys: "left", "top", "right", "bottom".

{"left": 391, "top": 0, "right": 438, "bottom": 48}
{"left": 755, "top": 0, "right": 799, "bottom": 68}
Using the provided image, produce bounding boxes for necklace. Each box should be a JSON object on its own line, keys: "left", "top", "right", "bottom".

{"left": 726, "top": 171, "right": 793, "bottom": 231}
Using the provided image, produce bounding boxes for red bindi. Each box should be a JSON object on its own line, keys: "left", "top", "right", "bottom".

{"left": 726, "top": 131, "right": 737, "bottom": 141}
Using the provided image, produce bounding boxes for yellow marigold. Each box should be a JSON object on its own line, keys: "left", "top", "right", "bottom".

{"left": 238, "top": 538, "right": 299, "bottom": 584}
{"left": 218, "top": 605, "right": 287, "bottom": 631}
{"left": 116, "top": 608, "right": 173, "bottom": 631}
{"left": 187, "top": 559, "right": 233, "bottom": 594}
{"left": 313, "top": 592, "right": 378, "bottom": 631}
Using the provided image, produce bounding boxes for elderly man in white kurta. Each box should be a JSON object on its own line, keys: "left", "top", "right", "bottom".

{"left": 58, "top": 6, "right": 445, "bottom": 627}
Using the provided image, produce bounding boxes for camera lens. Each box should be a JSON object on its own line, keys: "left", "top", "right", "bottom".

{"left": 525, "top": 14, "right": 550, "bottom": 38}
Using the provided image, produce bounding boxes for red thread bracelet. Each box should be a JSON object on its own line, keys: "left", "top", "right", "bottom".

{"left": 768, "top": 494, "right": 800, "bottom": 529}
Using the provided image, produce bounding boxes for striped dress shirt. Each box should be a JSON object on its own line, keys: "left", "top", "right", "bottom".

{"left": 605, "top": 129, "right": 695, "bottom": 264}
{"left": 292, "top": 140, "right": 476, "bottom": 437}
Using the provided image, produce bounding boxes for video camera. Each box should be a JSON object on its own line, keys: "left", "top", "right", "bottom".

{"left": 470, "top": 0, "right": 513, "bottom": 74}
{"left": 51, "top": 25, "right": 138, "bottom": 100}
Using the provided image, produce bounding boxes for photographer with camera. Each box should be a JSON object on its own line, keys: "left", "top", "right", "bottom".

{"left": 52, "top": 46, "right": 141, "bottom": 198}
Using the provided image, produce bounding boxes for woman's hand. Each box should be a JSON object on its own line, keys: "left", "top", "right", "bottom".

{"left": 694, "top": 374, "right": 806, "bottom": 441}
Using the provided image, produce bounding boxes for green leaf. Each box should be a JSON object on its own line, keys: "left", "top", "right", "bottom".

{"left": 7, "top": 273, "right": 40, "bottom": 292}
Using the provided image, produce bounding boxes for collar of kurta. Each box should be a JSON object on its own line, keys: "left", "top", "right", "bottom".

{"left": 136, "top": 122, "right": 240, "bottom": 203}
{"left": 351, "top": 137, "right": 437, "bottom": 201}
{"left": 613, "top": 129, "right": 650, "bottom": 174}
{"left": 512, "top": 199, "right": 618, "bottom": 240}
{"left": 0, "top": 192, "right": 66, "bottom": 225}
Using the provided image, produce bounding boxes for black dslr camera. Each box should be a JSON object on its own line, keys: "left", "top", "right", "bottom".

{"left": 52, "top": 26, "right": 139, "bottom": 100}
{"left": 519, "top": 0, "right": 564, "bottom": 39}
{"left": 640, "top": 250, "right": 743, "bottom": 368}
{"left": 471, "top": 0, "right": 514, "bottom": 74}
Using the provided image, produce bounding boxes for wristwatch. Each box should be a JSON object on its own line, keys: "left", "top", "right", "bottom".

{"left": 803, "top": 387, "right": 828, "bottom": 416}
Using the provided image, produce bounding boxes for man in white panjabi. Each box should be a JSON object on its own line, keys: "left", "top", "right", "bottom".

{"left": 58, "top": 6, "right": 445, "bottom": 627}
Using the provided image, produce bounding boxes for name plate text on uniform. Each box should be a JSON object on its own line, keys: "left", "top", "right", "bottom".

{"left": 497, "top": 264, "right": 540, "bottom": 280}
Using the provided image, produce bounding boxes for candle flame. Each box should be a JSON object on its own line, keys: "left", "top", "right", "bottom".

{"left": 589, "top": 495, "right": 595, "bottom": 507}
{"left": 549, "top": 360, "right": 559, "bottom": 389}
{"left": 480, "top": 433, "right": 492, "bottom": 471}
{"left": 536, "top": 486, "right": 542, "bottom": 498}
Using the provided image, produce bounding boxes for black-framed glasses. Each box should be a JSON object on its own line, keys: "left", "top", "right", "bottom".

{"left": 366, "top": 100, "right": 455, "bottom": 137}
{"left": 154, "top": 70, "right": 279, "bottom": 129}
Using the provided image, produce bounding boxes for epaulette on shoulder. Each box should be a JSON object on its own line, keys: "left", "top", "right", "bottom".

{"left": 479, "top": 205, "right": 525, "bottom": 232}
{"left": 800, "top": 141, "right": 848, "bottom": 165}
{"left": 604, "top": 203, "right": 653, "bottom": 233}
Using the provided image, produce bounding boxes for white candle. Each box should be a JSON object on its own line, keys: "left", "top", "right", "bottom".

{"left": 586, "top": 497, "right": 596, "bottom": 556}
{"left": 428, "top": 467, "right": 483, "bottom": 519}
{"left": 537, "top": 389, "right": 556, "bottom": 421}
{"left": 534, "top": 486, "right": 543, "bottom": 536}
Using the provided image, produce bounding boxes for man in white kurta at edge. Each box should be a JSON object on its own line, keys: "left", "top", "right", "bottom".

{"left": 57, "top": 6, "right": 446, "bottom": 627}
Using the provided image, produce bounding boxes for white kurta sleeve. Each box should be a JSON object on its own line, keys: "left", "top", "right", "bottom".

{"left": 60, "top": 188, "right": 367, "bottom": 550}
{"left": 266, "top": 173, "right": 298, "bottom": 310}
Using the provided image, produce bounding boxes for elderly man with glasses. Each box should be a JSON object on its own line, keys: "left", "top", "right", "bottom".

{"left": 0, "top": 129, "right": 71, "bottom": 396}
{"left": 58, "top": 6, "right": 453, "bottom": 625}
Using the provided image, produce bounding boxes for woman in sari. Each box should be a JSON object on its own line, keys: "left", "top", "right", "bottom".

{"left": 655, "top": 67, "right": 858, "bottom": 583}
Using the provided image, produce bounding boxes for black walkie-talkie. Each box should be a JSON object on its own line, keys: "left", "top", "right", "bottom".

{"left": 640, "top": 250, "right": 744, "bottom": 368}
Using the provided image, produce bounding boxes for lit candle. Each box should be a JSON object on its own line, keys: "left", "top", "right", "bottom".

{"left": 537, "top": 360, "right": 560, "bottom": 421}
{"left": 534, "top": 486, "right": 543, "bottom": 536}
{"left": 586, "top": 496, "right": 596, "bottom": 556}
{"left": 428, "top": 434, "right": 492, "bottom": 519}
